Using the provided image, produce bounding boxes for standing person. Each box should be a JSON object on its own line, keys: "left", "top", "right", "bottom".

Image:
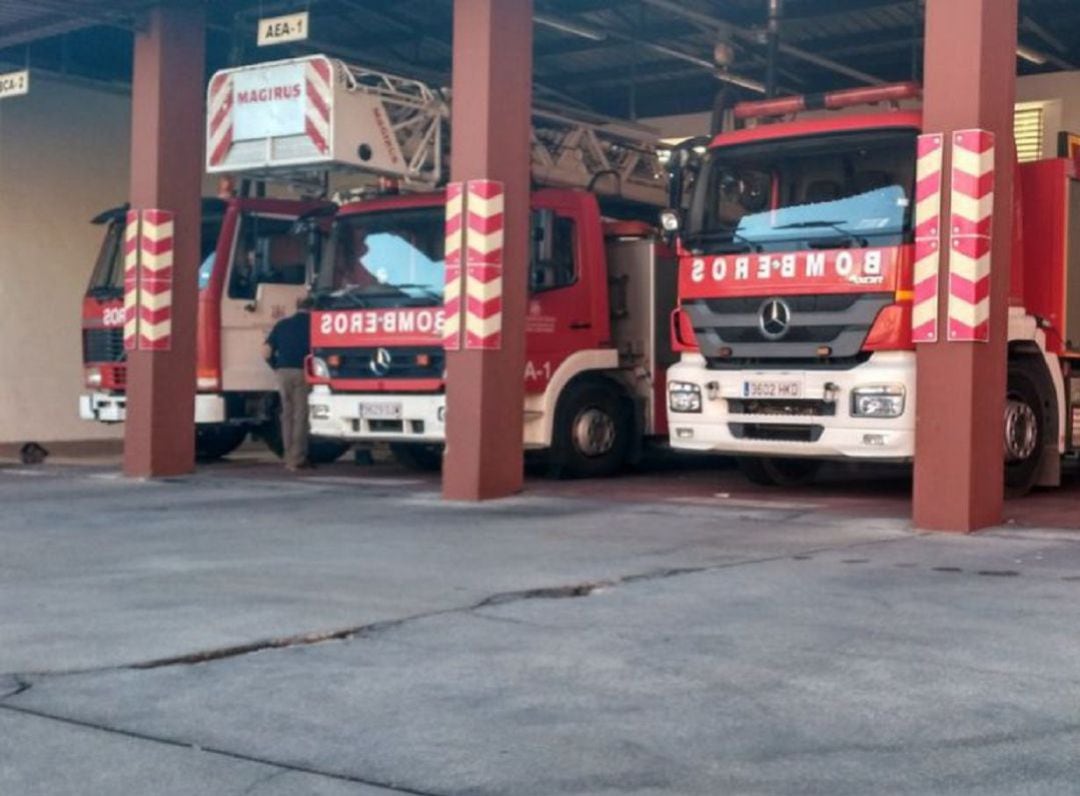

{"left": 264, "top": 297, "right": 314, "bottom": 470}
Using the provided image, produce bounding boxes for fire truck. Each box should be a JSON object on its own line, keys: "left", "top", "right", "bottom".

{"left": 79, "top": 194, "right": 348, "bottom": 461}
{"left": 664, "top": 82, "right": 1080, "bottom": 494}
{"left": 206, "top": 55, "right": 676, "bottom": 476}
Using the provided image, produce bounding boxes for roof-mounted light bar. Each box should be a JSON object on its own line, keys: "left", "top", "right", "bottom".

{"left": 733, "top": 81, "right": 921, "bottom": 122}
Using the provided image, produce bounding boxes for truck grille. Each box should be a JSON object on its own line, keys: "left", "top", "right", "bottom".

{"left": 316, "top": 346, "right": 444, "bottom": 381}
{"left": 84, "top": 328, "right": 125, "bottom": 363}
{"left": 684, "top": 293, "right": 892, "bottom": 367}
{"left": 729, "top": 423, "right": 825, "bottom": 443}
{"left": 727, "top": 399, "right": 836, "bottom": 417}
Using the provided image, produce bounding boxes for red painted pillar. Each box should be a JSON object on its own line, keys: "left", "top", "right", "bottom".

{"left": 123, "top": 4, "right": 205, "bottom": 477}
{"left": 913, "top": 0, "right": 1017, "bottom": 531}
{"left": 442, "top": 0, "right": 533, "bottom": 500}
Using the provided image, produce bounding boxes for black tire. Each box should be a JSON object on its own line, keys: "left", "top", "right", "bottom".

{"left": 1004, "top": 361, "right": 1049, "bottom": 497}
{"left": 737, "top": 456, "right": 821, "bottom": 487}
{"left": 195, "top": 424, "right": 247, "bottom": 462}
{"left": 389, "top": 443, "right": 444, "bottom": 472}
{"left": 257, "top": 418, "right": 349, "bottom": 464}
{"left": 549, "top": 379, "right": 630, "bottom": 479}
{"left": 308, "top": 438, "right": 350, "bottom": 464}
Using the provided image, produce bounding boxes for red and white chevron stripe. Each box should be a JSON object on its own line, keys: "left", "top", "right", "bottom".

{"left": 207, "top": 71, "right": 233, "bottom": 168}
{"left": 947, "top": 129, "right": 994, "bottom": 342}
{"left": 912, "top": 133, "right": 943, "bottom": 343}
{"left": 304, "top": 56, "right": 332, "bottom": 155}
{"left": 123, "top": 211, "right": 140, "bottom": 352}
{"left": 137, "top": 209, "right": 174, "bottom": 351}
{"left": 443, "top": 182, "right": 464, "bottom": 350}
{"left": 465, "top": 180, "right": 505, "bottom": 266}
{"left": 464, "top": 180, "right": 504, "bottom": 350}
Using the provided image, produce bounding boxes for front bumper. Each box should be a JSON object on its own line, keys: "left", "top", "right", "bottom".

{"left": 308, "top": 387, "right": 446, "bottom": 443}
{"left": 666, "top": 351, "right": 916, "bottom": 460}
{"left": 80, "top": 391, "right": 126, "bottom": 423}
{"left": 79, "top": 392, "right": 227, "bottom": 424}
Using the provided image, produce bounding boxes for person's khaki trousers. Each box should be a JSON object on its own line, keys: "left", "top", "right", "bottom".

{"left": 276, "top": 368, "right": 309, "bottom": 468}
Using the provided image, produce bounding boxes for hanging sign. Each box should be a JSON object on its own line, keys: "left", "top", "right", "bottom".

{"left": 257, "top": 11, "right": 310, "bottom": 47}
{"left": 0, "top": 70, "right": 29, "bottom": 100}
{"left": 231, "top": 61, "right": 306, "bottom": 141}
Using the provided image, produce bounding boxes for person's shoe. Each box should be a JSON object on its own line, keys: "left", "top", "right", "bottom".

{"left": 296, "top": 460, "right": 316, "bottom": 469}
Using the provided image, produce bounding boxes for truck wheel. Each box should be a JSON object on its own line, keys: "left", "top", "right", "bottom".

{"left": 389, "top": 443, "right": 444, "bottom": 472}
{"left": 549, "top": 379, "right": 630, "bottom": 479}
{"left": 195, "top": 425, "right": 247, "bottom": 462}
{"left": 737, "top": 456, "right": 821, "bottom": 487}
{"left": 258, "top": 419, "right": 349, "bottom": 464}
{"left": 308, "top": 438, "right": 350, "bottom": 464}
{"left": 1004, "top": 360, "right": 1048, "bottom": 497}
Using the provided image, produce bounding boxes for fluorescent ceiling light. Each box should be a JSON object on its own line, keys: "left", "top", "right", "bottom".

{"left": 534, "top": 15, "right": 607, "bottom": 42}
{"left": 1016, "top": 44, "right": 1048, "bottom": 65}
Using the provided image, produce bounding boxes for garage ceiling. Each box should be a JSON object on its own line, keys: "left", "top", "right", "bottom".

{"left": 0, "top": 0, "right": 1077, "bottom": 118}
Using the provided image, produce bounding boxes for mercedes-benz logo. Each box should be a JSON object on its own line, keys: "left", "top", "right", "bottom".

{"left": 370, "top": 347, "right": 393, "bottom": 377}
{"left": 758, "top": 298, "right": 792, "bottom": 341}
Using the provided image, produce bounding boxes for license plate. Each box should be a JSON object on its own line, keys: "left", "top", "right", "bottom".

{"left": 358, "top": 401, "right": 402, "bottom": 419}
{"left": 742, "top": 380, "right": 802, "bottom": 399}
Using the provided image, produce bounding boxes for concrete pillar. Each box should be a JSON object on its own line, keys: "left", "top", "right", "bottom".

{"left": 913, "top": 0, "right": 1018, "bottom": 531}
{"left": 123, "top": 3, "right": 205, "bottom": 477}
{"left": 443, "top": 0, "right": 533, "bottom": 500}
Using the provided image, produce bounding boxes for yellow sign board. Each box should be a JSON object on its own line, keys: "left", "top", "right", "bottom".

{"left": 257, "top": 11, "right": 310, "bottom": 47}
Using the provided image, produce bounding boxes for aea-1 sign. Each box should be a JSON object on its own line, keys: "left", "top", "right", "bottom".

{"left": 0, "top": 70, "right": 29, "bottom": 100}
{"left": 231, "top": 62, "right": 306, "bottom": 141}
{"left": 257, "top": 11, "right": 309, "bottom": 46}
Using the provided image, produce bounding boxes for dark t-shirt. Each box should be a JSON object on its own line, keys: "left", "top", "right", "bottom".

{"left": 266, "top": 311, "right": 311, "bottom": 370}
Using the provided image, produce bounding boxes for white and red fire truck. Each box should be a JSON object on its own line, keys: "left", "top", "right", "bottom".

{"left": 79, "top": 194, "right": 348, "bottom": 461}
{"left": 664, "top": 82, "right": 1080, "bottom": 494}
{"left": 206, "top": 55, "right": 677, "bottom": 476}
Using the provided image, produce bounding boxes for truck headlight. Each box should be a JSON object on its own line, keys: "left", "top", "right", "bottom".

{"left": 85, "top": 367, "right": 103, "bottom": 388}
{"left": 310, "top": 357, "right": 330, "bottom": 379}
{"left": 310, "top": 404, "right": 330, "bottom": 420}
{"left": 669, "top": 381, "right": 702, "bottom": 413}
{"left": 851, "top": 386, "right": 905, "bottom": 418}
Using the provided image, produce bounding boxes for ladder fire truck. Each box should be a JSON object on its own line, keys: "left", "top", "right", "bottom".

{"left": 206, "top": 55, "right": 676, "bottom": 475}
{"left": 664, "top": 82, "right": 1080, "bottom": 494}
{"left": 79, "top": 194, "right": 348, "bottom": 461}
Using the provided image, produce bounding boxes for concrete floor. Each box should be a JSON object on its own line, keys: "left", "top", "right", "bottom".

{"left": 2, "top": 454, "right": 1080, "bottom": 794}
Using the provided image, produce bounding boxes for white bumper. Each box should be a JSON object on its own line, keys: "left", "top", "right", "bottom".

{"left": 666, "top": 351, "right": 916, "bottom": 460}
{"left": 80, "top": 391, "right": 126, "bottom": 423}
{"left": 79, "top": 392, "right": 226, "bottom": 425}
{"left": 309, "top": 387, "right": 446, "bottom": 443}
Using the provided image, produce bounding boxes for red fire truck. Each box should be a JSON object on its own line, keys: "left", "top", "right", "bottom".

{"left": 207, "top": 55, "right": 677, "bottom": 476}
{"left": 664, "top": 83, "right": 1080, "bottom": 494}
{"left": 79, "top": 195, "right": 347, "bottom": 461}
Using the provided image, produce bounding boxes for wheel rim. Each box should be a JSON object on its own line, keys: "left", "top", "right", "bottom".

{"left": 571, "top": 407, "right": 616, "bottom": 458}
{"left": 1003, "top": 397, "right": 1038, "bottom": 463}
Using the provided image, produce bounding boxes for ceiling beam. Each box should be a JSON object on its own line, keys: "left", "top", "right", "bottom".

{"left": 640, "top": 0, "right": 886, "bottom": 85}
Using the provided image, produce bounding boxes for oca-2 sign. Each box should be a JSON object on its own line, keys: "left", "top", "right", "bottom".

{"left": 0, "top": 70, "right": 29, "bottom": 100}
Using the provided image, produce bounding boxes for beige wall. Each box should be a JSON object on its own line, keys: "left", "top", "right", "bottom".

{"left": 0, "top": 76, "right": 130, "bottom": 444}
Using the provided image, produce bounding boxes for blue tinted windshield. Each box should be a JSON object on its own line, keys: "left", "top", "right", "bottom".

{"left": 686, "top": 129, "right": 916, "bottom": 253}
{"left": 316, "top": 206, "right": 444, "bottom": 307}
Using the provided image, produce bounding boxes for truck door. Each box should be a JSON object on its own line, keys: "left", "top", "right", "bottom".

{"left": 219, "top": 214, "right": 310, "bottom": 392}
{"left": 525, "top": 192, "right": 607, "bottom": 393}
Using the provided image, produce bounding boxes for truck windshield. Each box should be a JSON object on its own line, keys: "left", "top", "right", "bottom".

{"left": 88, "top": 219, "right": 125, "bottom": 298}
{"left": 314, "top": 206, "right": 444, "bottom": 309}
{"left": 685, "top": 129, "right": 916, "bottom": 254}
{"left": 89, "top": 215, "right": 223, "bottom": 297}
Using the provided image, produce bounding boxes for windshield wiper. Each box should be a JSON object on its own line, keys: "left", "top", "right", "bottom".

{"left": 683, "top": 229, "right": 763, "bottom": 253}
{"left": 773, "top": 220, "right": 868, "bottom": 247}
